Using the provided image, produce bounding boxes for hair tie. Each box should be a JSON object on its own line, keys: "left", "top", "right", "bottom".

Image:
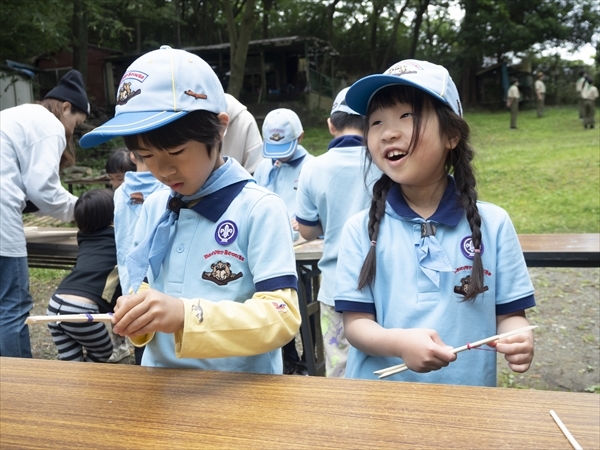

{"left": 474, "top": 248, "right": 481, "bottom": 254}
{"left": 370, "top": 240, "right": 377, "bottom": 247}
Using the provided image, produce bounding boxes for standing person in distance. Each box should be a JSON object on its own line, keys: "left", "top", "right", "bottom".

{"left": 581, "top": 76, "right": 598, "bottom": 130}
{"left": 0, "top": 69, "right": 89, "bottom": 358}
{"left": 334, "top": 60, "right": 536, "bottom": 385}
{"left": 506, "top": 77, "right": 520, "bottom": 130}
{"left": 534, "top": 72, "right": 546, "bottom": 118}
{"left": 295, "top": 87, "right": 379, "bottom": 377}
{"left": 575, "top": 71, "right": 587, "bottom": 120}
{"left": 79, "top": 46, "right": 300, "bottom": 373}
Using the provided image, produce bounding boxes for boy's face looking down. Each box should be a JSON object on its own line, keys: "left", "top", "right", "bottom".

{"left": 134, "top": 139, "right": 225, "bottom": 196}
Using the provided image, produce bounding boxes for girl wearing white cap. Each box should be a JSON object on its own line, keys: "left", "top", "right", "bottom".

{"left": 333, "top": 60, "right": 536, "bottom": 386}
{"left": 0, "top": 69, "right": 89, "bottom": 358}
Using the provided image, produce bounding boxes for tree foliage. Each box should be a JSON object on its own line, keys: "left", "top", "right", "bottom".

{"left": 0, "top": 0, "right": 597, "bottom": 105}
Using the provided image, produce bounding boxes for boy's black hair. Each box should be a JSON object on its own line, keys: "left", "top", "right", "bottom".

{"left": 74, "top": 188, "right": 114, "bottom": 233}
{"left": 510, "top": 77, "right": 519, "bottom": 84}
{"left": 123, "top": 110, "right": 223, "bottom": 156}
{"left": 105, "top": 147, "right": 136, "bottom": 174}
{"left": 330, "top": 111, "right": 366, "bottom": 133}
{"left": 359, "top": 85, "right": 486, "bottom": 301}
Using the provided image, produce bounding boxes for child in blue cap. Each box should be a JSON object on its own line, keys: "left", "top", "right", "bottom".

{"left": 80, "top": 46, "right": 300, "bottom": 373}
{"left": 334, "top": 60, "right": 536, "bottom": 386}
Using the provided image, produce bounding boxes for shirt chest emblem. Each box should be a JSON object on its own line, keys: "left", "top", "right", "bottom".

{"left": 215, "top": 220, "right": 238, "bottom": 245}
{"left": 202, "top": 260, "right": 243, "bottom": 286}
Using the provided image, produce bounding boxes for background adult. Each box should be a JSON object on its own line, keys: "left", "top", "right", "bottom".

{"left": 506, "top": 77, "right": 520, "bottom": 129}
{"left": 222, "top": 93, "right": 264, "bottom": 175}
{"left": 535, "top": 72, "right": 546, "bottom": 118}
{"left": 0, "top": 69, "right": 89, "bottom": 358}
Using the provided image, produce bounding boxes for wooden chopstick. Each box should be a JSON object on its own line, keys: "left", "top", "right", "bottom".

{"left": 374, "top": 325, "right": 538, "bottom": 379}
{"left": 26, "top": 313, "right": 114, "bottom": 324}
{"left": 550, "top": 410, "right": 583, "bottom": 450}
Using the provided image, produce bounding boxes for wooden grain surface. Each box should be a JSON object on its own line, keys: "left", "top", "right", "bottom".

{"left": 1, "top": 358, "right": 598, "bottom": 449}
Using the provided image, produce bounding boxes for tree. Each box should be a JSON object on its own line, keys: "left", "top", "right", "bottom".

{"left": 223, "top": 0, "right": 258, "bottom": 98}
{"left": 72, "top": 0, "right": 89, "bottom": 81}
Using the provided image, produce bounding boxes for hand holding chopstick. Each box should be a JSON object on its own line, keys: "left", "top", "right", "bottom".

{"left": 26, "top": 313, "right": 114, "bottom": 324}
{"left": 374, "top": 325, "right": 538, "bottom": 379}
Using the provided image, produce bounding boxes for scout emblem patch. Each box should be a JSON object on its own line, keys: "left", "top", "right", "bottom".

{"left": 202, "top": 261, "right": 243, "bottom": 286}
{"left": 460, "top": 236, "right": 483, "bottom": 260}
{"left": 215, "top": 220, "right": 238, "bottom": 245}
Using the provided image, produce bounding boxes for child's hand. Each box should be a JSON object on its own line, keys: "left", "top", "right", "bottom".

{"left": 398, "top": 328, "right": 457, "bottom": 373}
{"left": 112, "top": 289, "right": 185, "bottom": 337}
{"left": 488, "top": 332, "right": 534, "bottom": 373}
{"left": 291, "top": 218, "right": 299, "bottom": 231}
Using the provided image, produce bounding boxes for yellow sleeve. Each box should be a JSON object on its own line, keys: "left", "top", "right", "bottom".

{"left": 174, "top": 288, "right": 301, "bottom": 359}
{"left": 126, "top": 281, "right": 155, "bottom": 347}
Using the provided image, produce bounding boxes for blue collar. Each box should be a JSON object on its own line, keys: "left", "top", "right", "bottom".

{"left": 187, "top": 180, "right": 248, "bottom": 222}
{"left": 387, "top": 176, "right": 464, "bottom": 226}
{"left": 328, "top": 134, "right": 363, "bottom": 150}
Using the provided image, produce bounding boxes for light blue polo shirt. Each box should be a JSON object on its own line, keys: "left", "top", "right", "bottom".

{"left": 253, "top": 145, "right": 313, "bottom": 220}
{"left": 114, "top": 171, "right": 167, "bottom": 294}
{"left": 334, "top": 177, "right": 535, "bottom": 386}
{"left": 135, "top": 158, "right": 298, "bottom": 373}
{"left": 295, "top": 135, "right": 380, "bottom": 306}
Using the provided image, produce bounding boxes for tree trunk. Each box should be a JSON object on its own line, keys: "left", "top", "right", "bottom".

{"left": 326, "top": 0, "right": 341, "bottom": 44}
{"left": 379, "top": 0, "right": 411, "bottom": 71}
{"left": 408, "top": 0, "right": 430, "bottom": 59}
{"left": 72, "top": 0, "right": 88, "bottom": 82}
{"left": 225, "top": 0, "right": 257, "bottom": 99}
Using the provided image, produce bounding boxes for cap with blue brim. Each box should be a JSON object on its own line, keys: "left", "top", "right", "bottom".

{"left": 345, "top": 59, "right": 462, "bottom": 117}
{"left": 79, "top": 45, "right": 226, "bottom": 148}
{"left": 262, "top": 108, "right": 304, "bottom": 159}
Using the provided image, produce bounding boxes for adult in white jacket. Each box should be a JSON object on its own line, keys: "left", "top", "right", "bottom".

{"left": 222, "top": 93, "right": 264, "bottom": 174}
{"left": 0, "top": 70, "right": 89, "bottom": 357}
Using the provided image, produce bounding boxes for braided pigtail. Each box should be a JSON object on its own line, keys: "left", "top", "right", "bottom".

{"left": 358, "top": 174, "right": 393, "bottom": 290}
{"left": 444, "top": 112, "right": 485, "bottom": 301}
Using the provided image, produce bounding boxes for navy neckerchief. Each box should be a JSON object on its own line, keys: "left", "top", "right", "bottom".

{"left": 328, "top": 134, "right": 363, "bottom": 150}
{"left": 386, "top": 176, "right": 464, "bottom": 287}
{"left": 127, "top": 157, "right": 253, "bottom": 292}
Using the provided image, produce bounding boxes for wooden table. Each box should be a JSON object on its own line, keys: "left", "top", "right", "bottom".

{"left": 294, "top": 234, "right": 600, "bottom": 268}
{"left": 1, "top": 358, "right": 598, "bottom": 449}
{"left": 63, "top": 174, "right": 111, "bottom": 194}
{"left": 518, "top": 233, "right": 600, "bottom": 267}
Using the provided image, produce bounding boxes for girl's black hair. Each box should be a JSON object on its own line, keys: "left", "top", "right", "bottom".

{"left": 330, "top": 111, "right": 366, "bottom": 133}
{"left": 105, "top": 147, "right": 136, "bottom": 174}
{"left": 123, "top": 110, "right": 223, "bottom": 156}
{"left": 74, "top": 188, "right": 114, "bottom": 233}
{"left": 358, "top": 85, "right": 486, "bottom": 301}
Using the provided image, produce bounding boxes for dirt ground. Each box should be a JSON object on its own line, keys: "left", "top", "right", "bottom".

{"left": 27, "top": 267, "right": 599, "bottom": 392}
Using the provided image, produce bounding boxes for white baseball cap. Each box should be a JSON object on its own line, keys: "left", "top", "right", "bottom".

{"left": 80, "top": 45, "right": 227, "bottom": 148}
{"left": 331, "top": 87, "right": 360, "bottom": 116}
{"left": 262, "top": 108, "right": 303, "bottom": 159}
{"left": 346, "top": 59, "right": 462, "bottom": 117}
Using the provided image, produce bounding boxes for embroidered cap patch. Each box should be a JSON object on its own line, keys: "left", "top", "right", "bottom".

{"left": 215, "top": 220, "right": 238, "bottom": 245}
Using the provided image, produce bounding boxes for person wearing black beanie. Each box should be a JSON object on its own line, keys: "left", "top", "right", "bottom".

{"left": 44, "top": 69, "right": 90, "bottom": 116}
{"left": 0, "top": 69, "right": 90, "bottom": 358}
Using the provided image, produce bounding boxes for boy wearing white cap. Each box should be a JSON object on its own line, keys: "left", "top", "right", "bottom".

{"left": 253, "top": 108, "right": 314, "bottom": 233}
{"left": 295, "top": 88, "right": 379, "bottom": 377}
{"left": 79, "top": 46, "right": 300, "bottom": 374}
{"left": 253, "top": 108, "right": 313, "bottom": 374}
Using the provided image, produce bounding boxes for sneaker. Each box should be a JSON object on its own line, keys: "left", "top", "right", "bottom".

{"left": 107, "top": 340, "right": 134, "bottom": 363}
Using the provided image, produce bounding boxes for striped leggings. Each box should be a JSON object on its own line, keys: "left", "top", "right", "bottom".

{"left": 46, "top": 294, "right": 113, "bottom": 362}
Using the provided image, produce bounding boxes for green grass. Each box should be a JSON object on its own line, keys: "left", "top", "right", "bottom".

{"left": 302, "top": 105, "right": 600, "bottom": 233}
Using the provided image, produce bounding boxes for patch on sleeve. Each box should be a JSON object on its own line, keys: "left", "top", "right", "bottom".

{"left": 191, "top": 300, "right": 204, "bottom": 324}
{"left": 271, "top": 301, "right": 288, "bottom": 313}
